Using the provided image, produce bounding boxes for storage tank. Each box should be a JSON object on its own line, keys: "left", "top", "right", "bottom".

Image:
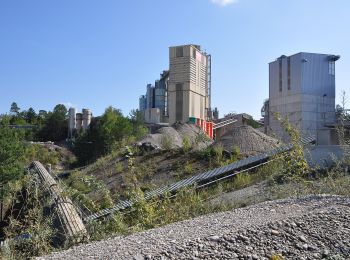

{"left": 146, "top": 84, "right": 154, "bottom": 109}
{"left": 76, "top": 113, "right": 83, "bottom": 132}
{"left": 154, "top": 88, "right": 166, "bottom": 110}
{"left": 68, "top": 107, "right": 76, "bottom": 138}
{"left": 139, "top": 95, "right": 147, "bottom": 111}
{"left": 82, "top": 109, "right": 92, "bottom": 131}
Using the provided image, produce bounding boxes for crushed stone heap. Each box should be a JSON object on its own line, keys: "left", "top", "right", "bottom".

{"left": 139, "top": 123, "right": 213, "bottom": 151}
{"left": 217, "top": 125, "right": 280, "bottom": 154}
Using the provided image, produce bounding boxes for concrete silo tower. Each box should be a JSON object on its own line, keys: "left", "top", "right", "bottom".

{"left": 68, "top": 107, "right": 76, "bottom": 139}
{"left": 82, "top": 109, "right": 92, "bottom": 131}
{"left": 76, "top": 113, "right": 83, "bottom": 132}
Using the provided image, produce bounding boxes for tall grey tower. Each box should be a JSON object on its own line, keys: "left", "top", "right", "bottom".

{"left": 267, "top": 52, "right": 340, "bottom": 144}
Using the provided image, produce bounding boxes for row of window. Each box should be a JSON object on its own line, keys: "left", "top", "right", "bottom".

{"left": 279, "top": 57, "right": 292, "bottom": 92}
{"left": 329, "top": 61, "right": 335, "bottom": 75}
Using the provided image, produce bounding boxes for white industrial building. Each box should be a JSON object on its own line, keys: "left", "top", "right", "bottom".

{"left": 68, "top": 108, "right": 92, "bottom": 139}
{"left": 264, "top": 52, "right": 340, "bottom": 144}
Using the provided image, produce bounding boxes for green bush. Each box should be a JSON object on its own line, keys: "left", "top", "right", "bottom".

{"left": 0, "top": 127, "right": 25, "bottom": 201}
{"left": 24, "top": 144, "right": 61, "bottom": 167}
{"left": 275, "top": 114, "right": 309, "bottom": 180}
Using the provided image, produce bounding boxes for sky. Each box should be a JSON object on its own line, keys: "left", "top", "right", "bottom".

{"left": 0, "top": 0, "right": 349, "bottom": 119}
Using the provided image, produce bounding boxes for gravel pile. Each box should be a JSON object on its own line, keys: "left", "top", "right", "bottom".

{"left": 218, "top": 125, "right": 280, "bottom": 155}
{"left": 140, "top": 123, "right": 212, "bottom": 150}
{"left": 44, "top": 195, "right": 350, "bottom": 259}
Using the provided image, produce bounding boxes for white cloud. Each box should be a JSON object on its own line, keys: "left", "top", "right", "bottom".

{"left": 210, "top": 0, "right": 238, "bottom": 6}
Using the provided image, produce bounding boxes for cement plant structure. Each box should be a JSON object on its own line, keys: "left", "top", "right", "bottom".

{"left": 264, "top": 52, "right": 340, "bottom": 144}
{"left": 68, "top": 108, "right": 92, "bottom": 139}
{"left": 139, "top": 44, "right": 212, "bottom": 125}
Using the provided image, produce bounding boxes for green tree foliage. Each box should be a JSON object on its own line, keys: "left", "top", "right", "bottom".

{"left": 274, "top": 113, "right": 309, "bottom": 180}
{"left": 26, "top": 107, "right": 37, "bottom": 124}
{"left": 100, "top": 107, "right": 133, "bottom": 148}
{"left": 0, "top": 126, "right": 25, "bottom": 200}
{"left": 37, "top": 110, "right": 48, "bottom": 125}
{"left": 74, "top": 106, "right": 143, "bottom": 165}
{"left": 129, "top": 109, "right": 148, "bottom": 139}
{"left": 10, "top": 102, "right": 20, "bottom": 115}
{"left": 37, "top": 104, "right": 68, "bottom": 141}
{"left": 5, "top": 102, "right": 69, "bottom": 142}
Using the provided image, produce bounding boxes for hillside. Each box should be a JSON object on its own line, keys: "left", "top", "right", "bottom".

{"left": 62, "top": 124, "right": 283, "bottom": 209}
{"left": 3, "top": 121, "right": 350, "bottom": 260}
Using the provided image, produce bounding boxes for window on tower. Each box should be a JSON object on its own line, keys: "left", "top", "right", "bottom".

{"left": 329, "top": 61, "right": 335, "bottom": 75}
{"left": 176, "top": 47, "right": 183, "bottom": 57}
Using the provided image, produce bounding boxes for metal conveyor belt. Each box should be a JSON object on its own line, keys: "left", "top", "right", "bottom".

{"left": 84, "top": 136, "right": 315, "bottom": 222}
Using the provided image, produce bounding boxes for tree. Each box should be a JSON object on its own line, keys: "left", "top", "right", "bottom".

{"left": 10, "top": 102, "right": 20, "bottom": 115}
{"left": 100, "top": 106, "right": 133, "bottom": 151}
{"left": 37, "top": 104, "right": 68, "bottom": 142}
{"left": 37, "top": 110, "right": 48, "bottom": 125}
{"left": 74, "top": 106, "right": 134, "bottom": 165}
{"left": 53, "top": 104, "right": 68, "bottom": 119}
{"left": 26, "top": 107, "right": 37, "bottom": 124}
{"left": 129, "top": 109, "right": 148, "bottom": 138}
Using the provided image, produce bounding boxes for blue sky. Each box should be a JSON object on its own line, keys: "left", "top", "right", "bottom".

{"left": 0, "top": 0, "right": 349, "bottom": 119}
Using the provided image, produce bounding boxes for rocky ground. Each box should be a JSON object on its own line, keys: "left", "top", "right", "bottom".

{"left": 44, "top": 195, "right": 350, "bottom": 259}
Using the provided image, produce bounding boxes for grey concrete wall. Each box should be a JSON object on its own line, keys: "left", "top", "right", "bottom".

{"left": 305, "top": 145, "right": 348, "bottom": 168}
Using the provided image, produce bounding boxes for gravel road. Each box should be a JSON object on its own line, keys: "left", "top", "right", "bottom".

{"left": 43, "top": 195, "right": 350, "bottom": 259}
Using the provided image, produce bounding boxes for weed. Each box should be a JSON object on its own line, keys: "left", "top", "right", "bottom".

{"left": 182, "top": 137, "right": 191, "bottom": 153}
{"left": 161, "top": 134, "right": 173, "bottom": 150}
{"left": 233, "top": 173, "right": 252, "bottom": 189}
{"left": 2, "top": 176, "right": 55, "bottom": 259}
{"left": 230, "top": 145, "right": 240, "bottom": 162}
{"left": 184, "top": 161, "right": 194, "bottom": 176}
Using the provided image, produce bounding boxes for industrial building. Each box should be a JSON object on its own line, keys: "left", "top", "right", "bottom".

{"left": 139, "top": 71, "right": 170, "bottom": 124}
{"left": 168, "top": 44, "right": 211, "bottom": 125}
{"left": 139, "top": 44, "right": 212, "bottom": 126}
{"left": 68, "top": 108, "right": 92, "bottom": 139}
{"left": 263, "top": 52, "right": 340, "bottom": 144}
